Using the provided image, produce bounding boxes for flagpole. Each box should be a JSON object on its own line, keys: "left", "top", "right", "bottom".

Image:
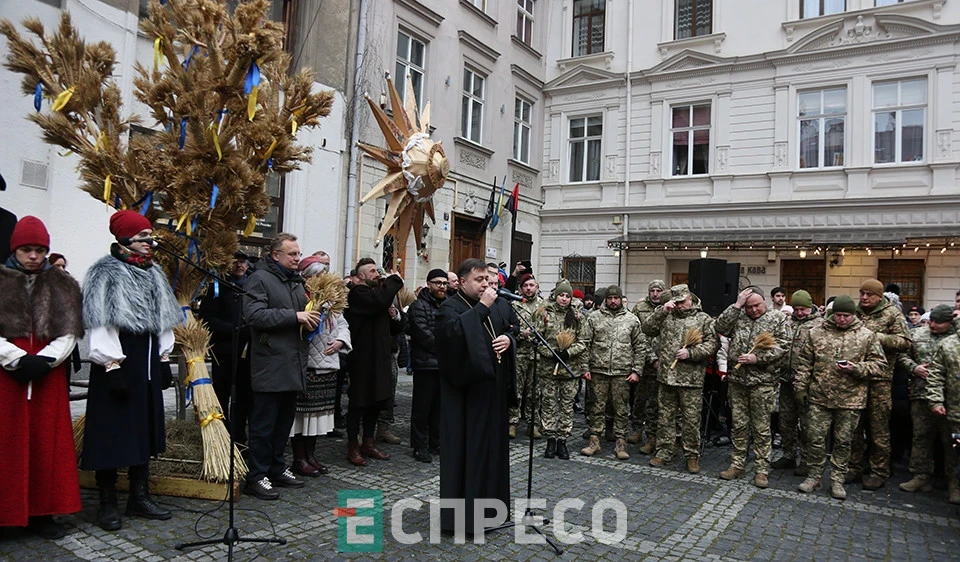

{"left": 509, "top": 189, "right": 518, "bottom": 267}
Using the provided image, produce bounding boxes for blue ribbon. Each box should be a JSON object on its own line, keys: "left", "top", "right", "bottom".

{"left": 178, "top": 117, "right": 187, "bottom": 149}
{"left": 306, "top": 311, "right": 326, "bottom": 342}
{"left": 188, "top": 238, "right": 198, "bottom": 261}
{"left": 33, "top": 83, "right": 42, "bottom": 112}
{"left": 184, "top": 376, "right": 211, "bottom": 405}
{"left": 181, "top": 45, "right": 199, "bottom": 70}
{"left": 213, "top": 279, "right": 219, "bottom": 298}
{"left": 139, "top": 191, "right": 153, "bottom": 215}
{"left": 266, "top": 157, "right": 273, "bottom": 170}
{"left": 209, "top": 183, "right": 219, "bottom": 209}
{"left": 113, "top": 194, "right": 122, "bottom": 209}
{"left": 160, "top": 0, "right": 167, "bottom": 4}
{"left": 180, "top": 304, "right": 190, "bottom": 321}
{"left": 244, "top": 60, "right": 261, "bottom": 95}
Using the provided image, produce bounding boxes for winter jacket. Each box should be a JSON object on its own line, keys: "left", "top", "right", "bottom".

{"left": 631, "top": 298, "right": 662, "bottom": 376}
{"left": 407, "top": 288, "right": 444, "bottom": 371}
{"left": 716, "top": 305, "right": 788, "bottom": 387}
{"left": 780, "top": 308, "right": 822, "bottom": 382}
{"left": 642, "top": 302, "right": 718, "bottom": 388}
{"left": 856, "top": 297, "right": 912, "bottom": 381}
{"left": 534, "top": 300, "right": 587, "bottom": 378}
{"left": 512, "top": 294, "right": 545, "bottom": 359}
{"left": 897, "top": 325, "right": 956, "bottom": 400}
{"left": 926, "top": 333, "right": 960, "bottom": 423}
{"left": 307, "top": 313, "right": 352, "bottom": 372}
{"left": 578, "top": 304, "right": 646, "bottom": 378}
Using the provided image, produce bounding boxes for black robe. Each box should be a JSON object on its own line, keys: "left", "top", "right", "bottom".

{"left": 436, "top": 291, "right": 518, "bottom": 533}
{"left": 345, "top": 275, "right": 404, "bottom": 408}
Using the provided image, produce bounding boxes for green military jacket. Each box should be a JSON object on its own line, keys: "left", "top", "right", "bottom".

{"left": 631, "top": 298, "right": 661, "bottom": 377}
{"left": 925, "top": 333, "right": 960, "bottom": 423}
{"left": 533, "top": 300, "right": 587, "bottom": 378}
{"left": 794, "top": 316, "right": 887, "bottom": 410}
{"left": 780, "top": 308, "right": 823, "bottom": 382}
{"left": 578, "top": 304, "right": 646, "bottom": 378}
{"left": 898, "top": 325, "right": 957, "bottom": 400}
{"left": 642, "top": 302, "right": 718, "bottom": 388}
{"left": 856, "top": 297, "right": 912, "bottom": 381}
{"left": 716, "top": 305, "right": 789, "bottom": 387}
{"left": 512, "top": 294, "right": 545, "bottom": 359}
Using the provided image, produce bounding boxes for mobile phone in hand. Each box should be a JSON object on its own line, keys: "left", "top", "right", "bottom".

{"left": 837, "top": 360, "right": 849, "bottom": 367}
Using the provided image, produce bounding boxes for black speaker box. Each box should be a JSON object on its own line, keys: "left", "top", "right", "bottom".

{"left": 688, "top": 258, "right": 739, "bottom": 317}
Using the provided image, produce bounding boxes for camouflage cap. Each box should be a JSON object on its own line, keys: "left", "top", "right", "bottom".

{"left": 670, "top": 283, "right": 691, "bottom": 302}
{"left": 606, "top": 285, "right": 623, "bottom": 298}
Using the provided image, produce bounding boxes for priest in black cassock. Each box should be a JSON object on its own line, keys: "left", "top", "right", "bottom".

{"left": 436, "top": 258, "right": 519, "bottom": 534}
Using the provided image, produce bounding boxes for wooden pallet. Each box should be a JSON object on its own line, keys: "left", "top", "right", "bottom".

{"left": 78, "top": 470, "right": 240, "bottom": 502}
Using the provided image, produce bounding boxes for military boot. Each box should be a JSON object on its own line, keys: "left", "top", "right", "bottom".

{"left": 96, "top": 483, "right": 122, "bottom": 531}
{"left": 556, "top": 440, "right": 570, "bottom": 460}
{"left": 626, "top": 430, "right": 644, "bottom": 444}
{"left": 639, "top": 437, "right": 657, "bottom": 455}
{"left": 615, "top": 438, "right": 629, "bottom": 460}
{"left": 831, "top": 480, "right": 847, "bottom": 500}
{"left": 509, "top": 425, "right": 517, "bottom": 439}
{"left": 532, "top": 425, "right": 543, "bottom": 439}
{"left": 719, "top": 466, "right": 745, "bottom": 480}
{"left": 376, "top": 424, "right": 402, "bottom": 445}
{"left": 798, "top": 477, "right": 822, "bottom": 493}
{"left": 581, "top": 435, "right": 601, "bottom": 456}
{"left": 862, "top": 475, "right": 885, "bottom": 490}
{"left": 899, "top": 474, "right": 932, "bottom": 493}
{"left": 126, "top": 465, "right": 172, "bottom": 520}
{"left": 754, "top": 473, "right": 769, "bottom": 489}
{"left": 544, "top": 438, "right": 557, "bottom": 459}
{"left": 844, "top": 469, "right": 862, "bottom": 484}
{"left": 686, "top": 457, "right": 700, "bottom": 474}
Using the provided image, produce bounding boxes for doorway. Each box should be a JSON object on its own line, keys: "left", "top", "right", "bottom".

{"left": 450, "top": 213, "right": 485, "bottom": 270}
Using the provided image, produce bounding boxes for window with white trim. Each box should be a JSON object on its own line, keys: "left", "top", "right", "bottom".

{"left": 798, "top": 87, "right": 846, "bottom": 168}
{"left": 875, "top": 0, "right": 904, "bottom": 5}
{"left": 467, "top": 0, "right": 487, "bottom": 11}
{"left": 517, "top": 0, "right": 535, "bottom": 45}
{"left": 569, "top": 116, "right": 602, "bottom": 182}
{"left": 873, "top": 78, "right": 925, "bottom": 164}
{"left": 396, "top": 31, "right": 426, "bottom": 110}
{"left": 513, "top": 97, "right": 532, "bottom": 164}
{"left": 572, "top": 0, "right": 605, "bottom": 57}
{"left": 676, "top": 0, "right": 712, "bottom": 40}
{"left": 801, "top": 0, "right": 845, "bottom": 18}
{"left": 461, "top": 68, "right": 485, "bottom": 144}
{"left": 671, "top": 104, "right": 711, "bottom": 176}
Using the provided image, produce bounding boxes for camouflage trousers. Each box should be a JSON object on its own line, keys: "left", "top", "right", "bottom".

{"left": 587, "top": 373, "right": 630, "bottom": 439}
{"left": 655, "top": 384, "right": 702, "bottom": 460}
{"left": 631, "top": 375, "right": 659, "bottom": 437}
{"left": 806, "top": 403, "right": 860, "bottom": 483}
{"left": 908, "top": 400, "right": 957, "bottom": 478}
{"left": 539, "top": 376, "right": 579, "bottom": 438}
{"left": 728, "top": 382, "right": 777, "bottom": 474}
{"left": 779, "top": 381, "right": 809, "bottom": 463}
{"left": 850, "top": 380, "right": 892, "bottom": 479}
{"left": 584, "top": 373, "right": 614, "bottom": 423}
{"left": 509, "top": 354, "right": 540, "bottom": 426}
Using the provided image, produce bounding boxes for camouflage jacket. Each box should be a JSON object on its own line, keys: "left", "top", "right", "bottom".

{"left": 897, "top": 325, "right": 957, "bottom": 400}
{"left": 794, "top": 316, "right": 887, "bottom": 410}
{"left": 716, "top": 305, "right": 789, "bottom": 387}
{"left": 631, "top": 298, "right": 661, "bottom": 376}
{"left": 512, "top": 294, "right": 545, "bottom": 359}
{"left": 533, "top": 300, "right": 587, "bottom": 378}
{"left": 578, "top": 304, "right": 646, "bottom": 378}
{"left": 856, "top": 297, "right": 912, "bottom": 381}
{"left": 926, "top": 333, "right": 960, "bottom": 423}
{"left": 642, "top": 303, "right": 718, "bottom": 388}
{"left": 780, "top": 309, "right": 823, "bottom": 382}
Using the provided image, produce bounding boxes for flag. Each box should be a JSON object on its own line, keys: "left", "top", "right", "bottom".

{"left": 490, "top": 177, "right": 506, "bottom": 230}
{"left": 479, "top": 177, "right": 498, "bottom": 231}
{"left": 503, "top": 182, "right": 519, "bottom": 218}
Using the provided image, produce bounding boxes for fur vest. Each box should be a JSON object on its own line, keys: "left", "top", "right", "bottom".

{"left": 82, "top": 254, "right": 182, "bottom": 334}
{"left": 0, "top": 266, "right": 84, "bottom": 341}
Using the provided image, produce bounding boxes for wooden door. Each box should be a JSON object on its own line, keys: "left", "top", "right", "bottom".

{"left": 450, "top": 213, "right": 485, "bottom": 270}
{"left": 878, "top": 259, "right": 924, "bottom": 309}
{"left": 511, "top": 231, "right": 533, "bottom": 271}
{"left": 780, "top": 259, "right": 826, "bottom": 307}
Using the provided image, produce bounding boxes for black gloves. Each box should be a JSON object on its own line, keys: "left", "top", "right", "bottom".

{"left": 106, "top": 370, "right": 129, "bottom": 400}
{"left": 557, "top": 349, "right": 570, "bottom": 362}
{"left": 10, "top": 354, "right": 55, "bottom": 383}
{"left": 159, "top": 362, "right": 174, "bottom": 390}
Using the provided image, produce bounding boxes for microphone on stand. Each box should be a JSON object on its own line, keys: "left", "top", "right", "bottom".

{"left": 497, "top": 288, "right": 526, "bottom": 303}
{"left": 118, "top": 236, "right": 158, "bottom": 247}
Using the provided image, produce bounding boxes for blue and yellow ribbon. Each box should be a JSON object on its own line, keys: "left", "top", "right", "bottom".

{"left": 245, "top": 60, "right": 261, "bottom": 121}
{"left": 178, "top": 117, "right": 188, "bottom": 149}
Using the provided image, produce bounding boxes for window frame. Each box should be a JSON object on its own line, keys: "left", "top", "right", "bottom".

{"left": 800, "top": 0, "right": 846, "bottom": 18}
{"left": 572, "top": 0, "right": 606, "bottom": 57}
{"left": 516, "top": 0, "right": 535, "bottom": 46}
{"left": 513, "top": 97, "right": 533, "bottom": 164}
{"left": 670, "top": 103, "right": 712, "bottom": 177}
{"left": 797, "top": 86, "right": 847, "bottom": 169}
{"left": 467, "top": 0, "right": 488, "bottom": 11}
{"left": 675, "top": 0, "right": 713, "bottom": 40}
{"left": 396, "top": 30, "right": 427, "bottom": 111}
{"left": 871, "top": 77, "right": 927, "bottom": 165}
{"left": 568, "top": 115, "right": 603, "bottom": 183}
{"left": 461, "top": 67, "right": 486, "bottom": 145}
{"left": 562, "top": 256, "right": 597, "bottom": 297}
{"left": 875, "top": 0, "right": 903, "bottom": 6}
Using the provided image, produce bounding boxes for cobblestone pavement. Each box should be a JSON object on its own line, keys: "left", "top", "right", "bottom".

{"left": 3, "top": 374, "right": 959, "bottom": 560}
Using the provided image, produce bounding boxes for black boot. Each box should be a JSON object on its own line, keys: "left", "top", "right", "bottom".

{"left": 126, "top": 465, "right": 172, "bottom": 520}
{"left": 95, "top": 470, "right": 122, "bottom": 531}
{"left": 544, "top": 438, "right": 557, "bottom": 459}
{"left": 556, "top": 439, "right": 570, "bottom": 460}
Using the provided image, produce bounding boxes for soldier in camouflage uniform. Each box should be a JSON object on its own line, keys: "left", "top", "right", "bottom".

{"left": 771, "top": 290, "right": 822, "bottom": 475}
{"left": 851, "top": 279, "right": 912, "bottom": 490}
{"left": 535, "top": 280, "right": 587, "bottom": 460}
{"left": 900, "top": 305, "right": 958, "bottom": 497}
{"left": 924, "top": 325, "right": 960, "bottom": 504}
{"left": 581, "top": 286, "right": 610, "bottom": 439}
{"left": 628, "top": 280, "right": 667, "bottom": 453}
{"left": 715, "top": 288, "right": 789, "bottom": 488}
{"left": 794, "top": 295, "right": 887, "bottom": 500}
{"left": 643, "top": 284, "right": 718, "bottom": 474}
{"left": 510, "top": 273, "right": 545, "bottom": 439}
{"left": 578, "top": 285, "right": 646, "bottom": 460}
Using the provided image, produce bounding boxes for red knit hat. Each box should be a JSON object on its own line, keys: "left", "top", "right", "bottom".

{"left": 9, "top": 216, "right": 50, "bottom": 251}
{"left": 573, "top": 289, "right": 584, "bottom": 299}
{"left": 109, "top": 210, "right": 153, "bottom": 240}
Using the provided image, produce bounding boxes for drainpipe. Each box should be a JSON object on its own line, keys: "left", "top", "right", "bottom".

{"left": 622, "top": 0, "right": 634, "bottom": 241}
{"left": 343, "top": 0, "right": 368, "bottom": 275}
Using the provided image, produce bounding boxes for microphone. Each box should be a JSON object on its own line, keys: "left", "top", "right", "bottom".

{"left": 497, "top": 288, "right": 526, "bottom": 302}
{"left": 118, "top": 236, "right": 158, "bottom": 247}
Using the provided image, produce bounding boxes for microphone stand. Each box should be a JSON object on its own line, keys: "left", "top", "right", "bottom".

{"left": 487, "top": 303, "right": 574, "bottom": 556}
{"left": 148, "top": 239, "right": 286, "bottom": 559}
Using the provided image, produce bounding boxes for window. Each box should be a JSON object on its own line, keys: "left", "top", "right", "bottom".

{"left": 801, "top": 0, "right": 845, "bottom": 18}
{"left": 798, "top": 87, "right": 846, "bottom": 168}
{"left": 572, "top": 0, "right": 605, "bottom": 57}
{"left": 466, "top": 0, "right": 487, "bottom": 11}
{"left": 563, "top": 256, "right": 596, "bottom": 297}
{"left": 671, "top": 104, "right": 710, "bottom": 176}
{"left": 513, "top": 98, "right": 533, "bottom": 164}
{"left": 873, "top": 78, "right": 925, "bottom": 164}
{"left": 517, "top": 0, "right": 535, "bottom": 45}
{"left": 461, "top": 68, "right": 485, "bottom": 144}
{"left": 875, "top": 0, "right": 903, "bottom": 5}
{"left": 781, "top": 260, "right": 826, "bottom": 308}
{"left": 676, "top": 0, "right": 712, "bottom": 40}
{"left": 878, "top": 259, "right": 924, "bottom": 310}
{"left": 569, "top": 116, "right": 602, "bottom": 182}
{"left": 396, "top": 32, "right": 426, "bottom": 110}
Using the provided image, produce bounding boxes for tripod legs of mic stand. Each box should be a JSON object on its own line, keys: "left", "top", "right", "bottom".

{"left": 175, "top": 529, "right": 286, "bottom": 557}
{"left": 485, "top": 508, "right": 563, "bottom": 555}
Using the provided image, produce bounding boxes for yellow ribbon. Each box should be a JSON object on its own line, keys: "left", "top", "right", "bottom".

{"left": 153, "top": 37, "right": 162, "bottom": 71}
{"left": 103, "top": 174, "right": 112, "bottom": 205}
{"left": 247, "top": 85, "right": 258, "bottom": 121}
{"left": 291, "top": 108, "right": 305, "bottom": 136}
{"left": 211, "top": 124, "right": 222, "bottom": 161}
{"left": 95, "top": 131, "right": 108, "bottom": 152}
{"left": 186, "top": 214, "right": 194, "bottom": 236}
{"left": 186, "top": 356, "right": 204, "bottom": 365}
{"left": 175, "top": 212, "right": 188, "bottom": 232}
{"left": 301, "top": 300, "right": 315, "bottom": 337}
{"left": 243, "top": 214, "right": 257, "bottom": 237}
{"left": 199, "top": 412, "right": 225, "bottom": 428}
{"left": 51, "top": 86, "right": 75, "bottom": 112}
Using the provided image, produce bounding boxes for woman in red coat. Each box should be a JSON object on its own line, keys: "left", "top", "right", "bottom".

{"left": 0, "top": 216, "right": 84, "bottom": 539}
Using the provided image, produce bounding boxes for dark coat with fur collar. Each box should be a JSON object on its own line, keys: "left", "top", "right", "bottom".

{"left": 0, "top": 266, "right": 83, "bottom": 341}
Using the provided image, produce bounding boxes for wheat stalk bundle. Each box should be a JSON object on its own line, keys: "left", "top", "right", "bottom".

{"left": 553, "top": 329, "right": 577, "bottom": 376}
{"left": 397, "top": 287, "right": 416, "bottom": 310}
{"left": 734, "top": 331, "right": 777, "bottom": 370}
{"left": 670, "top": 326, "right": 704, "bottom": 369}
{"left": 73, "top": 414, "right": 86, "bottom": 461}
{"left": 304, "top": 272, "right": 349, "bottom": 337}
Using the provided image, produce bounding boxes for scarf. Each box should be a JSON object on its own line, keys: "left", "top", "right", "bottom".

{"left": 4, "top": 253, "right": 50, "bottom": 274}
{"left": 110, "top": 242, "right": 153, "bottom": 269}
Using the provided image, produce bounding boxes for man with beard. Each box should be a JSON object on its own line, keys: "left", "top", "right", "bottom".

{"left": 436, "top": 258, "right": 518, "bottom": 534}
{"left": 629, "top": 280, "right": 667, "bottom": 452}
{"left": 407, "top": 269, "right": 448, "bottom": 463}
{"left": 509, "top": 273, "right": 545, "bottom": 439}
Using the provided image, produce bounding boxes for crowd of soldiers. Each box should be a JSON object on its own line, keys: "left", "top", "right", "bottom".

{"left": 507, "top": 274, "right": 960, "bottom": 503}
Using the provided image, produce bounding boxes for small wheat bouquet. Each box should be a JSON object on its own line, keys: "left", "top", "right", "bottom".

{"left": 670, "top": 326, "right": 704, "bottom": 369}
{"left": 734, "top": 331, "right": 777, "bottom": 370}
{"left": 553, "top": 329, "right": 577, "bottom": 376}
{"left": 304, "top": 272, "right": 348, "bottom": 340}
{"left": 397, "top": 287, "right": 416, "bottom": 310}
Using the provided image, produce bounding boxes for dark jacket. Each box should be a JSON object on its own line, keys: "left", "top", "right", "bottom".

{"left": 407, "top": 288, "right": 443, "bottom": 371}
{"left": 345, "top": 275, "right": 404, "bottom": 407}
{"left": 243, "top": 258, "right": 308, "bottom": 393}
{"left": 198, "top": 274, "right": 251, "bottom": 349}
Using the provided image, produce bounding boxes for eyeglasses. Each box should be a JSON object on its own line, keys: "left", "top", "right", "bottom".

{"left": 429, "top": 281, "right": 448, "bottom": 287}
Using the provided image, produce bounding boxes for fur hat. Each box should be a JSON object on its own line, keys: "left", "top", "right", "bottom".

{"left": 9, "top": 216, "right": 50, "bottom": 251}
{"left": 859, "top": 279, "right": 884, "bottom": 296}
{"left": 790, "top": 289, "right": 813, "bottom": 309}
{"left": 832, "top": 295, "right": 857, "bottom": 314}
{"left": 109, "top": 210, "right": 152, "bottom": 240}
